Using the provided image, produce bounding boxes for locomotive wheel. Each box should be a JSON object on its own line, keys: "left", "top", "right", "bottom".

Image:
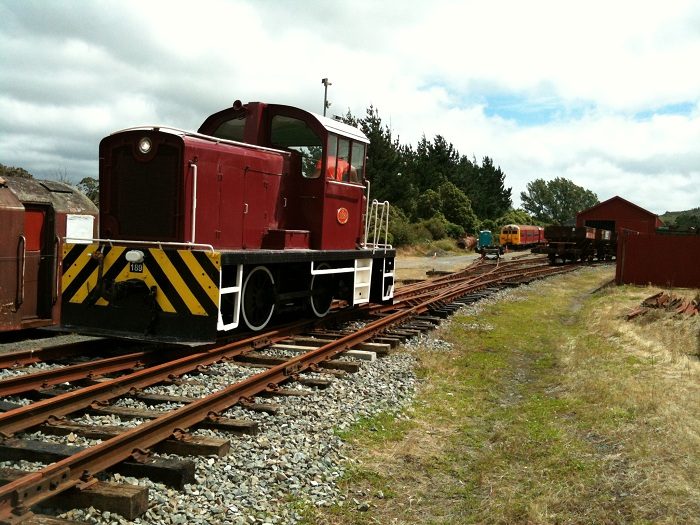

{"left": 309, "top": 263, "right": 334, "bottom": 318}
{"left": 241, "top": 266, "right": 275, "bottom": 331}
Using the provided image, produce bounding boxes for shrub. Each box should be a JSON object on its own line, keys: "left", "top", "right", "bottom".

{"left": 420, "top": 215, "right": 449, "bottom": 240}
{"left": 445, "top": 222, "right": 465, "bottom": 239}
{"left": 409, "top": 223, "right": 434, "bottom": 243}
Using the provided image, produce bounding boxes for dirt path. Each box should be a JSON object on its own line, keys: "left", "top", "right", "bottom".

{"left": 394, "top": 253, "right": 478, "bottom": 281}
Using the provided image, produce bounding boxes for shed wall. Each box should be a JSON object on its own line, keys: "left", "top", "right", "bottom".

{"left": 616, "top": 232, "right": 700, "bottom": 288}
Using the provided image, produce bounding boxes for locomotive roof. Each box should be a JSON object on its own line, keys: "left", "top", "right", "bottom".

{"left": 308, "top": 111, "right": 369, "bottom": 144}
{"left": 109, "top": 102, "right": 369, "bottom": 151}
{"left": 108, "top": 126, "right": 290, "bottom": 156}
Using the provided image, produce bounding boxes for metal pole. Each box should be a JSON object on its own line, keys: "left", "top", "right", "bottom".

{"left": 321, "top": 78, "right": 331, "bottom": 116}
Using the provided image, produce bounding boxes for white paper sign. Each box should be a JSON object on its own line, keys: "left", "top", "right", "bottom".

{"left": 66, "top": 214, "right": 95, "bottom": 244}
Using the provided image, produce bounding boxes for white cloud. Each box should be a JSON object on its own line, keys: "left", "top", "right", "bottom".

{"left": 0, "top": 0, "right": 699, "bottom": 213}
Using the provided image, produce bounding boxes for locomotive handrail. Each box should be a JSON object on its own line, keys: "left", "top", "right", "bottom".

{"left": 363, "top": 199, "right": 392, "bottom": 253}
{"left": 52, "top": 234, "right": 60, "bottom": 305}
{"left": 62, "top": 238, "right": 216, "bottom": 253}
{"left": 16, "top": 235, "right": 25, "bottom": 309}
{"left": 190, "top": 161, "right": 198, "bottom": 243}
{"left": 327, "top": 179, "right": 364, "bottom": 188}
{"left": 363, "top": 179, "right": 372, "bottom": 246}
{"left": 110, "top": 126, "right": 290, "bottom": 156}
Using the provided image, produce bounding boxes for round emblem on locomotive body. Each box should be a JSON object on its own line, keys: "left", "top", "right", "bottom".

{"left": 337, "top": 207, "right": 349, "bottom": 224}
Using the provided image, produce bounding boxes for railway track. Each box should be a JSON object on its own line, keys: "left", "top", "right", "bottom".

{"left": 0, "top": 256, "right": 581, "bottom": 524}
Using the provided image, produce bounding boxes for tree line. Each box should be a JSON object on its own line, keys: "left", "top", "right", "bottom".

{"left": 344, "top": 107, "right": 600, "bottom": 245}
{"left": 3, "top": 103, "right": 608, "bottom": 248}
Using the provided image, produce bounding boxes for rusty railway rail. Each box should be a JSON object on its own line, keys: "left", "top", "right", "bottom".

{"left": 0, "top": 339, "right": 138, "bottom": 370}
{"left": 0, "top": 258, "right": 581, "bottom": 523}
{"left": 0, "top": 257, "right": 548, "bottom": 399}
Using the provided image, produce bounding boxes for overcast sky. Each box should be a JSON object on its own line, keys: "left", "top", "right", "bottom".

{"left": 1, "top": 0, "right": 699, "bottom": 214}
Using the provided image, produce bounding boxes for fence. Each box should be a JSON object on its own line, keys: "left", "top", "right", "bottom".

{"left": 616, "top": 230, "right": 700, "bottom": 288}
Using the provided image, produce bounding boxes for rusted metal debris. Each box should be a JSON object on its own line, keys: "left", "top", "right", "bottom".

{"left": 627, "top": 291, "right": 699, "bottom": 320}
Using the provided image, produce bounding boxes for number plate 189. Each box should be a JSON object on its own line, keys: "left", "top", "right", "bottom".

{"left": 129, "top": 262, "right": 144, "bottom": 273}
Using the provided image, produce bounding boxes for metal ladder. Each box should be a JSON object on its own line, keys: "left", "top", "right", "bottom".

{"left": 363, "top": 199, "right": 392, "bottom": 252}
{"left": 363, "top": 199, "right": 394, "bottom": 301}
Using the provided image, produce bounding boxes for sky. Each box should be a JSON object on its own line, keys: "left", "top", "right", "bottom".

{"left": 1, "top": 0, "right": 699, "bottom": 215}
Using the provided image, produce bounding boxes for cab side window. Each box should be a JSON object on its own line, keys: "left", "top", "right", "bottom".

{"left": 211, "top": 115, "right": 246, "bottom": 141}
{"left": 325, "top": 134, "right": 364, "bottom": 183}
{"left": 337, "top": 138, "right": 350, "bottom": 181}
{"left": 270, "top": 115, "right": 322, "bottom": 178}
{"left": 350, "top": 142, "right": 365, "bottom": 183}
{"left": 323, "top": 135, "right": 350, "bottom": 181}
{"left": 326, "top": 135, "right": 338, "bottom": 178}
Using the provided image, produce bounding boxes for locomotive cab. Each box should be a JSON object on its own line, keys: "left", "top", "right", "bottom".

{"left": 199, "top": 101, "right": 369, "bottom": 250}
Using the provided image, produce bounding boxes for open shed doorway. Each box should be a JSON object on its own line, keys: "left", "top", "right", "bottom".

{"left": 584, "top": 219, "right": 615, "bottom": 232}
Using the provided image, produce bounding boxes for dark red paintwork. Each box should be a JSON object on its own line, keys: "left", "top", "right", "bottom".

{"left": 0, "top": 176, "right": 98, "bottom": 332}
{"left": 68, "top": 101, "right": 395, "bottom": 342}
{"left": 198, "top": 102, "right": 368, "bottom": 251}
{"left": 100, "top": 102, "right": 368, "bottom": 252}
{"left": 616, "top": 231, "right": 700, "bottom": 287}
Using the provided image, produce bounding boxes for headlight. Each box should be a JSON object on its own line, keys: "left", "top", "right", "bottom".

{"left": 125, "top": 250, "right": 145, "bottom": 263}
{"left": 138, "top": 137, "right": 152, "bottom": 154}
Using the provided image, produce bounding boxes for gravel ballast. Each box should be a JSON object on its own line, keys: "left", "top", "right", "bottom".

{"left": 0, "top": 341, "right": 417, "bottom": 525}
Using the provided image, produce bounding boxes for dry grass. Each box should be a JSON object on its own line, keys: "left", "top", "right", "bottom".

{"left": 304, "top": 267, "right": 700, "bottom": 525}
{"left": 561, "top": 282, "right": 700, "bottom": 524}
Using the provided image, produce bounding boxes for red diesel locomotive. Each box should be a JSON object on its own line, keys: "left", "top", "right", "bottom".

{"left": 61, "top": 101, "right": 395, "bottom": 344}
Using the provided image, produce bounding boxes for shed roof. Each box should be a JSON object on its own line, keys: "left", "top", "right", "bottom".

{"left": 578, "top": 195, "right": 659, "bottom": 220}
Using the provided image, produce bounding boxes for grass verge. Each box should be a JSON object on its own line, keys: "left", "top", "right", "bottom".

{"left": 304, "top": 266, "right": 700, "bottom": 524}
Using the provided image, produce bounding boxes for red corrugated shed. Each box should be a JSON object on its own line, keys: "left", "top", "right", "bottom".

{"left": 576, "top": 196, "right": 663, "bottom": 235}
{"left": 616, "top": 231, "right": 700, "bottom": 288}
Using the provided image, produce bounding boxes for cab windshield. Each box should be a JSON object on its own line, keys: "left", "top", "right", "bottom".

{"left": 211, "top": 114, "right": 246, "bottom": 141}
{"left": 324, "top": 133, "right": 365, "bottom": 183}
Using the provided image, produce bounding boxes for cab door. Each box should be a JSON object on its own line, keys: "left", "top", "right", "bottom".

{"left": 321, "top": 181, "right": 364, "bottom": 250}
{"left": 243, "top": 167, "right": 269, "bottom": 249}
{"left": 319, "top": 138, "right": 366, "bottom": 250}
{"left": 20, "top": 205, "right": 53, "bottom": 321}
{"left": 242, "top": 153, "right": 284, "bottom": 249}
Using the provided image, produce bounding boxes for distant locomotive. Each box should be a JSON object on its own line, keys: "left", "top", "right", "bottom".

{"left": 0, "top": 176, "right": 97, "bottom": 332}
{"left": 60, "top": 101, "right": 395, "bottom": 344}
{"left": 499, "top": 224, "right": 546, "bottom": 249}
{"left": 476, "top": 230, "right": 503, "bottom": 258}
{"left": 544, "top": 225, "right": 616, "bottom": 263}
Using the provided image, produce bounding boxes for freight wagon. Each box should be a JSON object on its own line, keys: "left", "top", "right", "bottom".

{"left": 0, "top": 176, "right": 97, "bottom": 332}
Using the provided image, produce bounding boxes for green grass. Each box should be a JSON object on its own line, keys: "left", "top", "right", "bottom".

{"left": 336, "top": 411, "right": 414, "bottom": 444}
{"left": 304, "top": 267, "right": 700, "bottom": 524}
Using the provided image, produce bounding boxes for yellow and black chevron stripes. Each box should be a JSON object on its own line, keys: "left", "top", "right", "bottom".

{"left": 62, "top": 243, "right": 220, "bottom": 317}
